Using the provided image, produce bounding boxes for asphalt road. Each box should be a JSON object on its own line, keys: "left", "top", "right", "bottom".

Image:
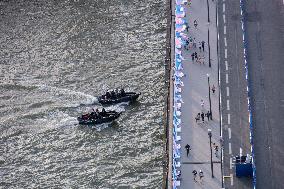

{"left": 217, "top": 0, "right": 252, "bottom": 188}
{"left": 244, "top": 0, "right": 284, "bottom": 188}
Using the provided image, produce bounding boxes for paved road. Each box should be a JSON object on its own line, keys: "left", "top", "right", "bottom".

{"left": 244, "top": 0, "right": 284, "bottom": 188}
{"left": 174, "top": 0, "right": 222, "bottom": 188}
{"left": 217, "top": 0, "right": 252, "bottom": 188}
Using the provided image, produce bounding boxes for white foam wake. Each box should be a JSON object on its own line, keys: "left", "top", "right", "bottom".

{"left": 34, "top": 111, "right": 78, "bottom": 129}
{"left": 35, "top": 84, "right": 98, "bottom": 107}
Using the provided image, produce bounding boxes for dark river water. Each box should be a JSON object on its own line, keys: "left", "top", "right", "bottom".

{"left": 0, "top": 0, "right": 167, "bottom": 188}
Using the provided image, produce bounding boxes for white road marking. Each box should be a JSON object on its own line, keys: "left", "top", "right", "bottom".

{"left": 225, "top": 48, "right": 227, "bottom": 59}
{"left": 240, "top": 148, "right": 243, "bottom": 157}
{"left": 223, "top": 3, "right": 226, "bottom": 13}
{"left": 227, "top": 100, "right": 230, "bottom": 110}
{"left": 228, "top": 114, "right": 231, "bottom": 124}
{"left": 224, "top": 25, "right": 227, "bottom": 35}
{"left": 225, "top": 60, "right": 228, "bottom": 71}
{"left": 229, "top": 143, "right": 232, "bottom": 154}
{"left": 231, "top": 173, "right": 234, "bottom": 185}
{"left": 230, "top": 157, "right": 232, "bottom": 169}
{"left": 223, "top": 14, "right": 226, "bottom": 24}
{"left": 226, "top": 86, "right": 229, "bottom": 96}
{"left": 226, "top": 73, "right": 229, "bottom": 83}
{"left": 224, "top": 37, "right": 227, "bottom": 47}
{"left": 228, "top": 127, "right": 231, "bottom": 139}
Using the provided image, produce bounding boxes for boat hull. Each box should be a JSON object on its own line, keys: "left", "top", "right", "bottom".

{"left": 77, "top": 111, "right": 121, "bottom": 125}
{"left": 98, "top": 92, "right": 140, "bottom": 105}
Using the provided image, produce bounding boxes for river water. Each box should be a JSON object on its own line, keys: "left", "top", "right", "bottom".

{"left": 0, "top": 0, "right": 167, "bottom": 188}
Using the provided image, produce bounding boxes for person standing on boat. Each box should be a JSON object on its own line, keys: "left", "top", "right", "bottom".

{"left": 110, "top": 90, "right": 116, "bottom": 99}
{"left": 106, "top": 91, "right": 111, "bottom": 99}
{"left": 120, "top": 88, "right": 125, "bottom": 97}
{"left": 115, "top": 88, "right": 120, "bottom": 97}
{"left": 101, "top": 108, "right": 107, "bottom": 117}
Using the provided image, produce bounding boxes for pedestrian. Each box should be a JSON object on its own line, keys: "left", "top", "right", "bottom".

{"left": 193, "top": 38, "right": 197, "bottom": 48}
{"left": 194, "top": 20, "right": 198, "bottom": 28}
{"left": 198, "top": 42, "right": 202, "bottom": 52}
{"left": 209, "top": 111, "right": 212, "bottom": 120}
{"left": 196, "top": 55, "right": 201, "bottom": 64}
{"left": 206, "top": 111, "right": 210, "bottom": 121}
{"left": 201, "top": 41, "right": 205, "bottom": 52}
{"left": 199, "top": 170, "right": 204, "bottom": 182}
{"left": 220, "top": 136, "right": 224, "bottom": 147}
{"left": 200, "top": 99, "right": 204, "bottom": 109}
{"left": 212, "top": 142, "right": 216, "bottom": 149}
{"left": 186, "top": 39, "right": 189, "bottom": 45}
{"left": 195, "top": 113, "right": 200, "bottom": 122}
{"left": 185, "top": 144, "right": 191, "bottom": 157}
{"left": 201, "top": 112, "right": 205, "bottom": 122}
{"left": 194, "top": 52, "right": 198, "bottom": 61}
{"left": 191, "top": 53, "right": 195, "bottom": 62}
{"left": 212, "top": 84, "right": 216, "bottom": 93}
{"left": 201, "top": 55, "right": 205, "bottom": 64}
{"left": 177, "top": 170, "right": 181, "bottom": 180}
{"left": 192, "top": 170, "right": 198, "bottom": 182}
{"left": 215, "top": 145, "right": 219, "bottom": 157}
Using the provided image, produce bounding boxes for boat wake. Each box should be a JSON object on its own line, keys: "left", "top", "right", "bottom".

{"left": 33, "top": 111, "right": 78, "bottom": 130}
{"left": 35, "top": 84, "right": 98, "bottom": 107}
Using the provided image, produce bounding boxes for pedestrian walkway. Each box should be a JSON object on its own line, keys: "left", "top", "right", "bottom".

{"left": 170, "top": 0, "right": 222, "bottom": 188}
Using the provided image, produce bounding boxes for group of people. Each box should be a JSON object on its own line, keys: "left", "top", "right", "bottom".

{"left": 104, "top": 88, "right": 126, "bottom": 99}
{"left": 192, "top": 169, "right": 204, "bottom": 182}
{"left": 195, "top": 111, "right": 212, "bottom": 123}
{"left": 82, "top": 108, "right": 107, "bottom": 120}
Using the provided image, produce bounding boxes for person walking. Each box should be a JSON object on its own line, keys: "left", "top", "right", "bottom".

{"left": 189, "top": 37, "right": 193, "bottom": 48}
{"left": 199, "top": 170, "right": 204, "bottom": 183}
{"left": 212, "top": 84, "right": 216, "bottom": 93}
{"left": 200, "top": 99, "right": 204, "bottom": 109}
{"left": 185, "top": 144, "right": 191, "bottom": 157}
{"left": 201, "top": 41, "right": 205, "bottom": 52}
{"left": 195, "top": 113, "right": 200, "bottom": 122}
{"left": 194, "top": 52, "right": 198, "bottom": 61}
{"left": 193, "top": 38, "right": 197, "bottom": 48}
{"left": 209, "top": 111, "right": 212, "bottom": 120}
{"left": 201, "top": 112, "right": 205, "bottom": 123}
{"left": 177, "top": 170, "right": 181, "bottom": 180}
{"left": 206, "top": 111, "right": 210, "bottom": 121}
{"left": 213, "top": 143, "right": 216, "bottom": 150}
{"left": 192, "top": 170, "right": 198, "bottom": 182}
{"left": 198, "top": 42, "right": 202, "bottom": 52}
{"left": 194, "top": 20, "right": 198, "bottom": 28}
{"left": 191, "top": 53, "right": 195, "bottom": 62}
{"left": 197, "top": 55, "right": 201, "bottom": 65}
{"left": 201, "top": 55, "right": 205, "bottom": 65}
{"left": 214, "top": 145, "right": 219, "bottom": 157}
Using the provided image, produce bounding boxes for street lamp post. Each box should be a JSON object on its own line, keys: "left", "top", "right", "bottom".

{"left": 208, "top": 29, "right": 211, "bottom": 68}
{"left": 208, "top": 129, "right": 214, "bottom": 178}
{"left": 207, "top": 74, "right": 213, "bottom": 120}
{"left": 206, "top": 0, "right": 210, "bottom": 23}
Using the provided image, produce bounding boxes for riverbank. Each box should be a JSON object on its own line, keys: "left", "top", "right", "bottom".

{"left": 162, "top": 0, "right": 174, "bottom": 188}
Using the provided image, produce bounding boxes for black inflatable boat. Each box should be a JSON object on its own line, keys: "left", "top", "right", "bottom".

{"left": 98, "top": 92, "right": 141, "bottom": 105}
{"left": 77, "top": 111, "right": 121, "bottom": 125}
